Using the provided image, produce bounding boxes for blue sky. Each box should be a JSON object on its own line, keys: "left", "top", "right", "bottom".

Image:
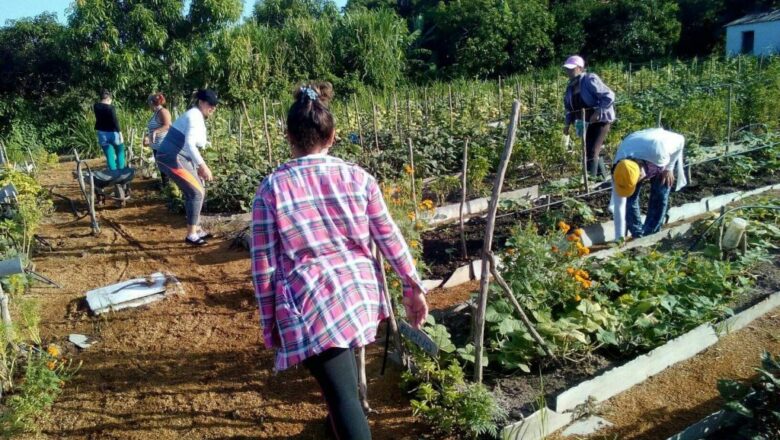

{"left": 1, "top": 0, "right": 348, "bottom": 26}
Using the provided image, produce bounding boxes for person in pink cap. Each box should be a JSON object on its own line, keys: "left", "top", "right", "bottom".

{"left": 562, "top": 55, "right": 616, "bottom": 179}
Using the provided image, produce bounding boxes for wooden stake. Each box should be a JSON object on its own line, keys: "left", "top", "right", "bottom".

{"left": 241, "top": 101, "right": 257, "bottom": 153}
{"left": 473, "top": 100, "right": 522, "bottom": 383}
{"left": 460, "top": 140, "right": 471, "bottom": 276}
{"left": 393, "top": 92, "right": 401, "bottom": 139}
{"left": 354, "top": 95, "right": 365, "bottom": 150}
{"left": 448, "top": 84, "right": 454, "bottom": 130}
{"left": 371, "top": 96, "right": 380, "bottom": 152}
{"left": 262, "top": 97, "right": 273, "bottom": 166}
{"left": 581, "top": 109, "right": 590, "bottom": 193}
{"left": 408, "top": 138, "right": 419, "bottom": 219}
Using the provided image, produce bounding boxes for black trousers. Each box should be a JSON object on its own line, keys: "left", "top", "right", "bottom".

{"left": 303, "top": 347, "right": 372, "bottom": 440}
{"left": 585, "top": 122, "right": 611, "bottom": 178}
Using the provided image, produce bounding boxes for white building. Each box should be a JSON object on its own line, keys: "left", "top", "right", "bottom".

{"left": 725, "top": 9, "right": 780, "bottom": 57}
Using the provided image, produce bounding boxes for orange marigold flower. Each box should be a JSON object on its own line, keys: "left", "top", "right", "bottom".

{"left": 47, "top": 344, "right": 60, "bottom": 358}
{"left": 558, "top": 221, "right": 570, "bottom": 234}
{"left": 407, "top": 211, "right": 416, "bottom": 221}
{"left": 575, "top": 269, "right": 589, "bottom": 279}
{"left": 46, "top": 360, "right": 57, "bottom": 370}
{"left": 578, "top": 247, "right": 591, "bottom": 256}
{"left": 566, "top": 267, "right": 575, "bottom": 275}
{"left": 580, "top": 280, "right": 592, "bottom": 289}
{"left": 409, "top": 239, "right": 420, "bottom": 249}
{"left": 574, "top": 294, "right": 582, "bottom": 302}
{"left": 404, "top": 164, "right": 414, "bottom": 175}
{"left": 574, "top": 228, "right": 584, "bottom": 237}
{"left": 567, "top": 234, "right": 580, "bottom": 242}
{"left": 506, "top": 248, "right": 516, "bottom": 255}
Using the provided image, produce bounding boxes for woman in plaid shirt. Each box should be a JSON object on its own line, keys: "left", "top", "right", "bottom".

{"left": 251, "top": 82, "right": 428, "bottom": 439}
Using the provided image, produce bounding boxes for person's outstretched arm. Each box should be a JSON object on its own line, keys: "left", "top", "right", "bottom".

{"left": 252, "top": 182, "right": 280, "bottom": 349}
{"left": 366, "top": 177, "right": 427, "bottom": 328}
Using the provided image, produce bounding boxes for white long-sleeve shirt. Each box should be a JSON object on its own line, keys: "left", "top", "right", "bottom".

{"left": 171, "top": 107, "right": 208, "bottom": 166}
{"left": 611, "top": 128, "right": 687, "bottom": 239}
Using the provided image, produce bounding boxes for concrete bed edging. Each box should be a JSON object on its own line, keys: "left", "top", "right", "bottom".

{"left": 500, "top": 290, "right": 780, "bottom": 440}
{"left": 424, "top": 185, "right": 539, "bottom": 226}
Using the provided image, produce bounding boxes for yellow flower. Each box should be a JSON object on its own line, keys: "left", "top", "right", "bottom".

{"left": 47, "top": 344, "right": 60, "bottom": 358}
{"left": 46, "top": 360, "right": 57, "bottom": 370}
{"left": 419, "top": 199, "right": 435, "bottom": 211}
{"left": 580, "top": 280, "right": 592, "bottom": 289}
{"left": 578, "top": 247, "right": 590, "bottom": 256}
{"left": 574, "top": 294, "right": 582, "bottom": 302}
{"left": 404, "top": 164, "right": 414, "bottom": 175}
{"left": 566, "top": 267, "right": 575, "bottom": 275}
{"left": 575, "top": 269, "right": 589, "bottom": 280}
{"left": 59, "top": 380, "right": 65, "bottom": 388}
{"left": 506, "top": 248, "right": 516, "bottom": 255}
{"left": 391, "top": 280, "right": 400, "bottom": 289}
{"left": 574, "top": 228, "right": 584, "bottom": 237}
{"left": 409, "top": 239, "right": 420, "bottom": 249}
{"left": 567, "top": 234, "right": 580, "bottom": 242}
{"left": 407, "top": 211, "right": 416, "bottom": 221}
{"left": 558, "top": 221, "right": 571, "bottom": 234}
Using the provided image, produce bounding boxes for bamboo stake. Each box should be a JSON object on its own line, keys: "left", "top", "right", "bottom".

{"left": 448, "top": 85, "right": 454, "bottom": 130}
{"left": 473, "top": 100, "right": 522, "bottom": 383}
{"left": 460, "top": 140, "right": 471, "bottom": 278}
{"left": 354, "top": 95, "right": 365, "bottom": 150}
{"left": 238, "top": 115, "right": 243, "bottom": 150}
{"left": 393, "top": 92, "right": 401, "bottom": 139}
{"left": 241, "top": 101, "right": 258, "bottom": 153}
{"left": 405, "top": 92, "right": 413, "bottom": 134}
{"left": 408, "top": 138, "right": 419, "bottom": 219}
{"left": 581, "top": 109, "right": 590, "bottom": 193}
{"left": 726, "top": 84, "right": 733, "bottom": 151}
{"left": 262, "top": 98, "right": 273, "bottom": 165}
{"left": 371, "top": 97, "right": 380, "bottom": 152}
{"left": 497, "top": 76, "right": 503, "bottom": 119}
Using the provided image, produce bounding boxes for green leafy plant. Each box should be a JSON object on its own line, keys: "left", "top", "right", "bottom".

{"left": 716, "top": 351, "right": 780, "bottom": 439}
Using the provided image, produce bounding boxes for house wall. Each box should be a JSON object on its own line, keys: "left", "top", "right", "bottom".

{"left": 726, "top": 21, "right": 780, "bottom": 56}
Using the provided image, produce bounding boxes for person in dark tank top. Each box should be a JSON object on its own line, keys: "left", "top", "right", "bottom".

{"left": 93, "top": 90, "right": 126, "bottom": 170}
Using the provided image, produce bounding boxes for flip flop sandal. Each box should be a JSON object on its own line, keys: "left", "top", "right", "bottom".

{"left": 185, "top": 236, "right": 208, "bottom": 246}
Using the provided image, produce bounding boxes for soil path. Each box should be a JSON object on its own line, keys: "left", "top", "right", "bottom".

{"left": 24, "top": 160, "right": 429, "bottom": 439}
{"left": 550, "top": 309, "right": 780, "bottom": 440}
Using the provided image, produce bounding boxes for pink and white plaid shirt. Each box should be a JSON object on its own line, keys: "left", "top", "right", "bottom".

{"left": 251, "top": 154, "right": 423, "bottom": 371}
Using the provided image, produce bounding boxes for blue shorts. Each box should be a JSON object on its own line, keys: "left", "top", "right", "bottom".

{"left": 97, "top": 131, "right": 122, "bottom": 147}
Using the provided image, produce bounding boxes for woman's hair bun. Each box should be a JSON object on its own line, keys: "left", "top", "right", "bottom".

{"left": 294, "top": 81, "right": 334, "bottom": 106}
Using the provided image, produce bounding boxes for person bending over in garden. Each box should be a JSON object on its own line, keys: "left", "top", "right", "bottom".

{"left": 251, "top": 82, "right": 428, "bottom": 440}
{"left": 156, "top": 89, "right": 217, "bottom": 246}
{"left": 562, "top": 55, "right": 616, "bottom": 179}
{"left": 144, "top": 92, "right": 172, "bottom": 188}
{"left": 611, "top": 127, "right": 686, "bottom": 239}
{"left": 93, "top": 90, "right": 126, "bottom": 171}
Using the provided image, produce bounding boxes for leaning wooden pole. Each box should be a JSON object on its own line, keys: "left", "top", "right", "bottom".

{"left": 375, "top": 248, "right": 406, "bottom": 366}
{"left": 486, "top": 252, "right": 556, "bottom": 360}
{"left": 473, "top": 100, "right": 522, "bottom": 383}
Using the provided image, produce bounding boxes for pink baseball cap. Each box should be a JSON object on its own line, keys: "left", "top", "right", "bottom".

{"left": 563, "top": 55, "right": 585, "bottom": 69}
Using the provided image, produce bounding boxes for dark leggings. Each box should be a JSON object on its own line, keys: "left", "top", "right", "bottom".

{"left": 303, "top": 348, "right": 371, "bottom": 440}
{"left": 585, "top": 122, "right": 611, "bottom": 178}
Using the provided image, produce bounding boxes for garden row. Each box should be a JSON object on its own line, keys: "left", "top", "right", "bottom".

{"left": 0, "top": 161, "right": 80, "bottom": 436}
{"left": 401, "top": 191, "right": 780, "bottom": 439}
{"left": 50, "top": 55, "right": 780, "bottom": 217}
